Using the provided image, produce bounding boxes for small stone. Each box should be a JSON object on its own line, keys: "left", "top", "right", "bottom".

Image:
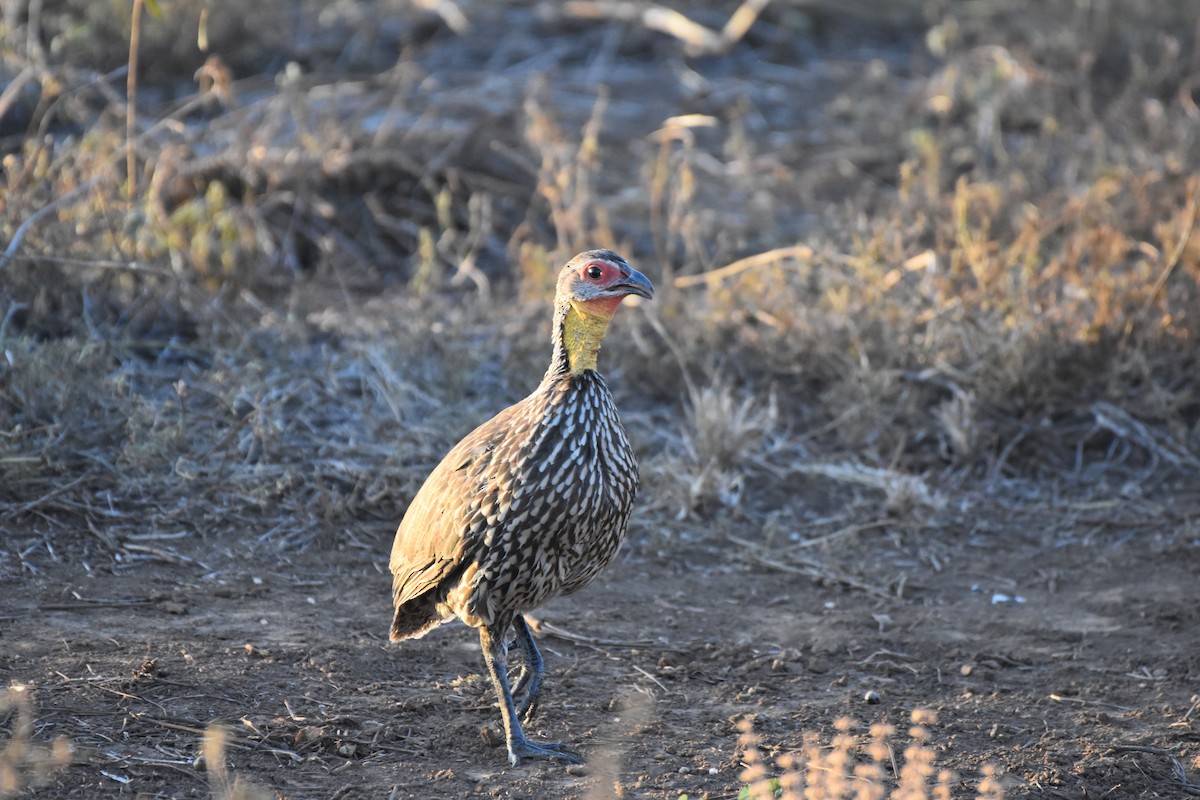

{"left": 864, "top": 690, "right": 881, "bottom": 704}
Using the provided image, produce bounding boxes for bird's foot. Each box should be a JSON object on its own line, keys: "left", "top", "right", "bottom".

{"left": 508, "top": 736, "right": 580, "bottom": 767}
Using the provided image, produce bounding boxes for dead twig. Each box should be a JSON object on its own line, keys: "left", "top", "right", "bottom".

{"left": 37, "top": 599, "right": 157, "bottom": 611}
{"left": 0, "top": 179, "right": 101, "bottom": 273}
{"left": 674, "top": 244, "right": 814, "bottom": 288}
{"left": 1048, "top": 694, "right": 1133, "bottom": 712}
{"left": 1090, "top": 402, "right": 1199, "bottom": 470}
{"left": 630, "top": 664, "right": 669, "bottom": 694}
{"left": 139, "top": 717, "right": 302, "bottom": 763}
{"left": 728, "top": 533, "right": 892, "bottom": 598}
{"left": 0, "top": 65, "right": 37, "bottom": 125}
{"left": 410, "top": 0, "right": 470, "bottom": 34}
{"left": 0, "top": 474, "right": 92, "bottom": 519}
{"left": 792, "top": 519, "right": 889, "bottom": 549}
{"left": 527, "top": 618, "right": 658, "bottom": 649}
{"left": 126, "top": 0, "right": 145, "bottom": 201}
{"left": 1110, "top": 744, "right": 1200, "bottom": 796}
{"left": 560, "top": 0, "right": 773, "bottom": 56}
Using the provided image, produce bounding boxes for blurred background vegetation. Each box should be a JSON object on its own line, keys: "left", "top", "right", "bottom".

{"left": 1, "top": 0, "right": 1198, "bottom": 543}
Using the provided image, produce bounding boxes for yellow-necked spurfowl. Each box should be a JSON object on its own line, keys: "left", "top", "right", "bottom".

{"left": 388, "top": 249, "right": 653, "bottom": 766}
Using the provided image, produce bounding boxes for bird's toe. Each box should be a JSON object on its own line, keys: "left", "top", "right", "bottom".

{"left": 517, "top": 696, "right": 540, "bottom": 725}
{"left": 508, "top": 738, "right": 581, "bottom": 766}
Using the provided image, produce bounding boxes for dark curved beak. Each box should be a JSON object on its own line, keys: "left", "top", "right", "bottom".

{"left": 612, "top": 268, "right": 655, "bottom": 300}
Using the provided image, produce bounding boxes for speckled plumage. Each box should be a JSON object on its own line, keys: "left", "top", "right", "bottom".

{"left": 388, "top": 370, "right": 637, "bottom": 636}
{"left": 388, "top": 249, "right": 652, "bottom": 766}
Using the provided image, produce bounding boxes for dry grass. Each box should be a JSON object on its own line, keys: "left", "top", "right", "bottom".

{"left": 3, "top": 2, "right": 1197, "bottom": 498}
{"left": 200, "top": 725, "right": 272, "bottom": 800}
{"left": 649, "top": 379, "right": 780, "bottom": 519}
{"left": 737, "top": 711, "right": 1005, "bottom": 800}
{"left": 0, "top": 686, "right": 71, "bottom": 798}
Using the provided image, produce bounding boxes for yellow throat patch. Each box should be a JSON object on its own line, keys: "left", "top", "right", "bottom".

{"left": 561, "top": 300, "right": 616, "bottom": 375}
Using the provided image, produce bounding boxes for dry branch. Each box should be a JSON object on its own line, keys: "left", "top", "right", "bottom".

{"left": 560, "top": 0, "right": 772, "bottom": 55}
{"left": 1089, "top": 402, "right": 1199, "bottom": 470}
{"left": 527, "top": 618, "right": 660, "bottom": 649}
{"left": 728, "top": 533, "right": 893, "bottom": 598}
{"left": 673, "top": 245, "right": 813, "bottom": 288}
{"left": 0, "top": 179, "right": 100, "bottom": 273}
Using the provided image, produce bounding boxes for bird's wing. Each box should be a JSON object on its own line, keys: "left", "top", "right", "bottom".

{"left": 388, "top": 402, "right": 523, "bottom": 610}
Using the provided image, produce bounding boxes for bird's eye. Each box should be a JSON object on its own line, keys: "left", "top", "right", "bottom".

{"left": 586, "top": 265, "right": 604, "bottom": 280}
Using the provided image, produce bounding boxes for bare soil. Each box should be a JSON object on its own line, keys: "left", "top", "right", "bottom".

{"left": 4, "top": 484, "right": 1199, "bottom": 798}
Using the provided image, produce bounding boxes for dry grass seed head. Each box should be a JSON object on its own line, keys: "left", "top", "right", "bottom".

{"left": 934, "top": 389, "right": 977, "bottom": 463}
{"left": 790, "top": 461, "right": 944, "bottom": 522}
{"left": 975, "top": 765, "right": 1004, "bottom": 800}
{"left": 737, "top": 717, "right": 776, "bottom": 800}
{"left": 201, "top": 724, "right": 272, "bottom": 800}
{"left": 819, "top": 716, "right": 857, "bottom": 799}
{"left": 582, "top": 690, "right": 654, "bottom": 800}
{"left": 777, "top": 751, "right": 802, "bottom": 800}
{"left": 0, "top": 686, "right": 71, "bottom": 797}
{"left": 742, "top": 712, "right": 1003, "bottom": 800}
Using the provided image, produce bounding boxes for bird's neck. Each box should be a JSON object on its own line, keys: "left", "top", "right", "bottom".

{"left": 550, "top": 298, "right": 621, "bottom": 377}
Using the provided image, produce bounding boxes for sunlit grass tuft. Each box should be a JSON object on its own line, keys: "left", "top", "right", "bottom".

{"left": 652, "top": 379, "right": 778, "bottom": 519}
{"left": 737, "top": 711, "right": 1004, "bottom": 800}
{"left": 201, "top": 724, "right": 273, "bottom": 800}
{"left": 0, "top": 686, "right": 71, "bottom": 798}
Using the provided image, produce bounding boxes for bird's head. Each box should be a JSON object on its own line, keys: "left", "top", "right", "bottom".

{"left": 556, "top": 249, "right": 654, "bottom": 309}
{"left": 553, "top": 249, "right": 654, "bottom": 376}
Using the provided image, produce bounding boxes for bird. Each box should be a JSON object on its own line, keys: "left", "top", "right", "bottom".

{"left": 388, "top": 249, "right": 653, "bottom": 766}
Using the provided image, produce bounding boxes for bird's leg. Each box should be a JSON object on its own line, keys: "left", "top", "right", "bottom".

{"left": 510, "top": 615, "right": 544, "bottom": 724}
{"left": 479, "top": 626, "right": 579, "bottom": 766}
{"left": 505, "top": 627, "right": 529, "bottom": 704}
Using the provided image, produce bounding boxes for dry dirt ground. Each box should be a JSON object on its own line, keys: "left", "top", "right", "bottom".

{"left": 4, "top": 485, "right": 1200, "bottom": 799}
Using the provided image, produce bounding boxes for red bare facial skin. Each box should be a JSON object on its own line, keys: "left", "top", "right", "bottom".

{"left": 574, "top": 294, "right": 626, "bottom": 318}
{"left": 574, "top": 259, "right": 632, "bottom": 318}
